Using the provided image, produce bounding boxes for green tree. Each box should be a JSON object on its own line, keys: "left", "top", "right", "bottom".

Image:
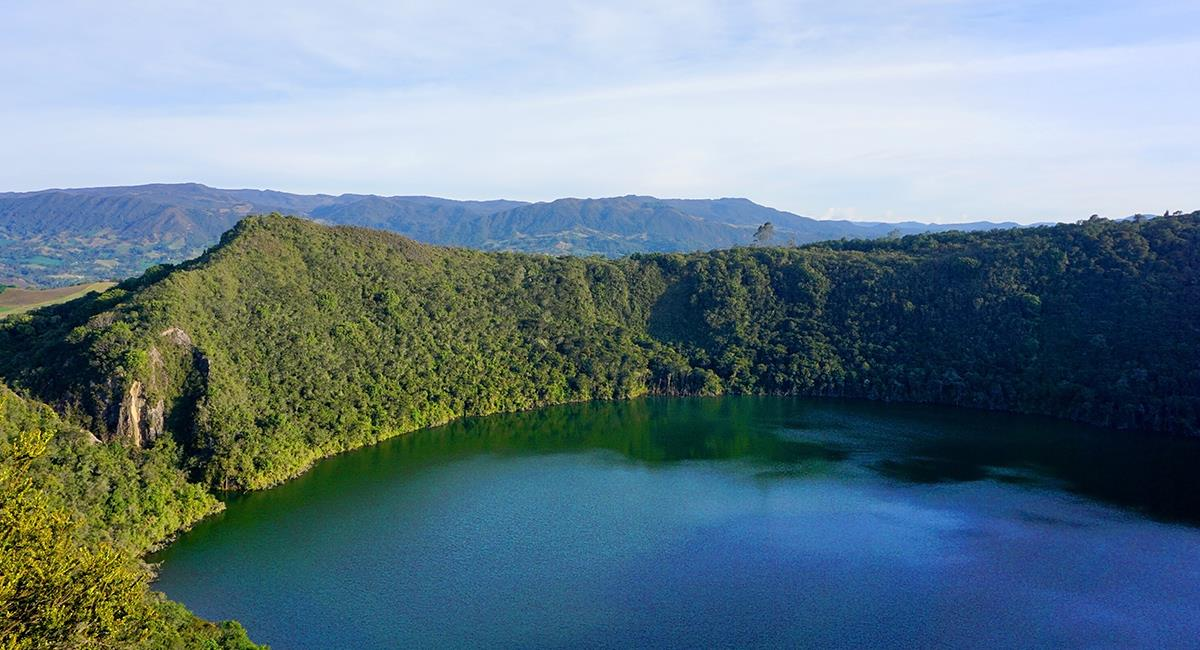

{"left": 0, "top": 429, "right": 152, "bottom": 649}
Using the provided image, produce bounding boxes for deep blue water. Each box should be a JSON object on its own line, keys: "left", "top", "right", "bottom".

{"left": 150, "top": 397, "right": 1200, "bottom": 648}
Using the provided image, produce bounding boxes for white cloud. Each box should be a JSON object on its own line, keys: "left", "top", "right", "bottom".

{"left": 1, "top": 1, "right": 1197, "bottom": 222}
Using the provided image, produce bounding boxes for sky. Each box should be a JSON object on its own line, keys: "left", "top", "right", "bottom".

{"left": 2, "top": 1, "right": 1198, "bottom": 223}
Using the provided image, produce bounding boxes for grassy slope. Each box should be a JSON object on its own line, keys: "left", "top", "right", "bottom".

{"left": 0, "top": 281, "right": 115, "bottom": 317}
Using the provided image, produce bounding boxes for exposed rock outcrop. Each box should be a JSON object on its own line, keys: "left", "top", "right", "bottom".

{"left": 113, "top": 376, "right": 167, "bottom": 447}
{"left": 115, "top": 380, "right": 146, "bottom": 447}
{"left": 161, "top": 327, "right": 193, "bottom": 347}
{"left": 109, "top": 328, "right": 202, "bottom": 447}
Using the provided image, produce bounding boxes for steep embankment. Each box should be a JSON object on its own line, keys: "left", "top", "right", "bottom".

{"left": 1, "top": 213, "right": 1196, "bottom": 496}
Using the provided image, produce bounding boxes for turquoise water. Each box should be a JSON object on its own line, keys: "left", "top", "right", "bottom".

{"left": 150, "top": 397, "right": 1200, "bottom": 648}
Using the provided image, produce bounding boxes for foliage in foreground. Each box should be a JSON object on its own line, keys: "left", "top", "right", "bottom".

{"left": 0, "top": 388, "right": 262, "bottom": 649}
{"left": 0, "top": 429, "right": 151, "bottom": 648}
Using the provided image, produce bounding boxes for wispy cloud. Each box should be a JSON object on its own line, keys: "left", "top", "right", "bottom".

{"left": 1, "top": 0, "right": 1197, "bottom": 222}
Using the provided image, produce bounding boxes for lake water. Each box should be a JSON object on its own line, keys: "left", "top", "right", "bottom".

{"left": 150, "top": 397, "right": 1200, "bottom": 648}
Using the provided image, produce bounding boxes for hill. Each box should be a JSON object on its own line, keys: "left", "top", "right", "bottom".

{"left": 0, "top": 213, "right": 1194, "bottom": 494}
{"left": 0, "top": 183, "right": 1020, "bottom": 286}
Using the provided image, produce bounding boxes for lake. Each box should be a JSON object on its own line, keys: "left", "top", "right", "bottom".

{"left": 150, "top": 397, "right": 1200, "bottom": 648}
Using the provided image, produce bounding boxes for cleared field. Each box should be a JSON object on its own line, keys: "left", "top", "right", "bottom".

{"left": 0, "top": 281, "right": 115, "bottom": 317}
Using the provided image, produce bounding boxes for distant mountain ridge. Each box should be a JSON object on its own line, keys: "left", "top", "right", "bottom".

{"left": 0, "top": 183, "right": 1022, "bottom": 286}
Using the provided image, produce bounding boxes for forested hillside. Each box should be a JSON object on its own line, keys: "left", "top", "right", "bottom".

{"left": 0, "top": 213, "right": 1195, "bottom": 495}
{"left": 0, "top": 183, "right": 1018, "bottom": 286}
{"left": 0, "top": 383, "right": 260, "bottom": 648}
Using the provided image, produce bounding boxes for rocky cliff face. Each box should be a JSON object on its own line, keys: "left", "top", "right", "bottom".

{"left": 114, "top": 380, "right": 164, "bottom": 447}
{"left": 109, "top": 327, "right": 204, "bottom": 447}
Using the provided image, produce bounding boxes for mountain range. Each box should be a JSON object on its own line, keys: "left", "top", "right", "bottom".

{"left": 0, "top": 183, "right": 1021, "bottom": 286}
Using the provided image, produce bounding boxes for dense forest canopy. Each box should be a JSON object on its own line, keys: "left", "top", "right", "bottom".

{"left": 0, "top": 212, "right": 1195, "bottom": 494}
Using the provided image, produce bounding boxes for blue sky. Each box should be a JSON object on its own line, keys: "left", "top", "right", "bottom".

{"left": 2, "top": 1, "right": 1197, "bottom": 223}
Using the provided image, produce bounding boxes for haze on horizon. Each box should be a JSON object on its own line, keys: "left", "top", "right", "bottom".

{"left": 2, "top": 1, "right": 1197, "bottom": 224}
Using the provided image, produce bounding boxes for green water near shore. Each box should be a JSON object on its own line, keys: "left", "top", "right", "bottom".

{"left": 152, "top": 397, "right": 1200, "bottom": 648}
